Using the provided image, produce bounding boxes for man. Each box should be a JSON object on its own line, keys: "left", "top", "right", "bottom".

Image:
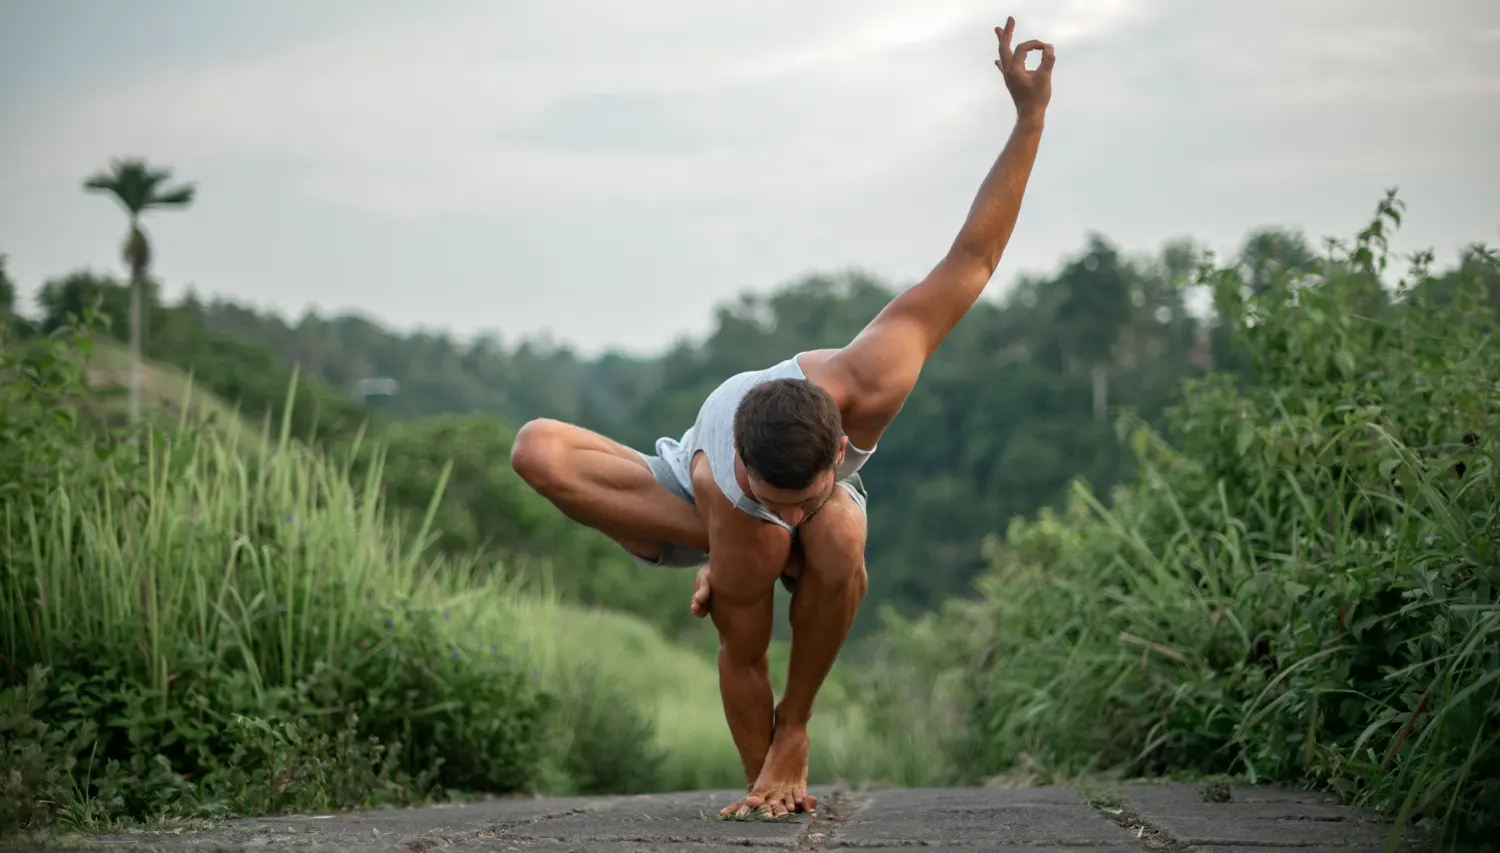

{"left": 510, "top": 16, "right": 1054, "bottom": 820}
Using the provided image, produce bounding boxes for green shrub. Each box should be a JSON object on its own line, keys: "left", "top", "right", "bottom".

{"left": 1, "top": 313, "right": 925, "bottom": 838}
{"left": 0, "top": 668, "right": 81, "bottom": 833}
{"left": 898, "top": 195, "right": 1500, "bottom": 845}
{"left": 370, "top": 415, "right": 700, "bottom": 640}
{"left": 0, "top": 318, "right": 573, "bottom": 832}
{"left": 555, "top": 663, "right": 666, "bottom": 795}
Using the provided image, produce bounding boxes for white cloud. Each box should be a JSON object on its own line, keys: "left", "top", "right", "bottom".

{"left": 3, "top": 0, "right": 1495, "bottom": 354}
{"left": 1, "top": 0, "right": 1157, "bottom": 220}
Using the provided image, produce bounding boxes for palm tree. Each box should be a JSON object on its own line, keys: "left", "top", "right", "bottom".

{"left": 83, "top": 158, "right": 196, "bottom": 424}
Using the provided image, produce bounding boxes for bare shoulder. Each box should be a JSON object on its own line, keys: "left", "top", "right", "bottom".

{"left": 688, "top": 451, "right": 786, "bottom": 544}
{"left": 797, "top": 348, "right": 917, "bottom": 446}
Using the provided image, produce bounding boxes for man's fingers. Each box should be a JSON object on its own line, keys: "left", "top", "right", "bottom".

{"left": 1040, "top": 42, "right": 1056, "bottom": 72}
{"left": 995, "top": 16, "right": 1015, "bottom": 66}
{"left": 690, "top": 566, "right": 712, "bottom": 616}
{"left": 1012, "top": 39, "right": 1048, "bottom": 70}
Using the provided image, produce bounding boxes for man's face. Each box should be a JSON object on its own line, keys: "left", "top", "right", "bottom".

{"left": 742, "top": 438, "right": 847, "bottom": 528}
{"left": 745, "top": 468, "right": 837, "bottom": 528}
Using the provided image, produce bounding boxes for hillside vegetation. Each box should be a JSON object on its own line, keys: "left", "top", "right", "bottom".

{"left": 861, "top": 197, "right": 1500, "bottom": 845}
{"left": 0, "top": 316, "right": 903, "bottom": 837}
{"left": 8, "top": 193, "right": 1498, "bottom": 847}
{"left": 192, "top": 230, "right": 1223, "bottom": 630}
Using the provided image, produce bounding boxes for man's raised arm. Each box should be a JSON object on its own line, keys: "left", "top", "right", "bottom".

{"left": 823, "top": 17, "right": 1055, "bottom": 418}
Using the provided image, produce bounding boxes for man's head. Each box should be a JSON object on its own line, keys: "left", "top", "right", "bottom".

{"left": 733, "top": 378, "right": 846, "bottom": 525}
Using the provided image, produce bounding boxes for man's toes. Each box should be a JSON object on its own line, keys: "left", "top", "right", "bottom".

{"left": 719, "top": 795, "right": 761, "bottom": 819}
{"left": 798, "top": 793, "right": 818, "bottom": 813}
{"left": 760, "top": 793, "right": 795, "bottom": 820}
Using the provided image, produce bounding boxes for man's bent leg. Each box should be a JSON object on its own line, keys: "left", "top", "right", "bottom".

{"left": 510, "top": 418, "right": 708, "bottom": 558}
{"left": 745, "top": 483, "right": 868, "bottom": 819}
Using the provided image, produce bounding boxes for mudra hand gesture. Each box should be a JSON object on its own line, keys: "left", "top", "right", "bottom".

{"left": 995, "top": 16, "right": 1055, "bottom": 120}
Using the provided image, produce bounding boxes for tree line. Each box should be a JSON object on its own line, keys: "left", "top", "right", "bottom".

{"left": 24, "top": 201, "right": 1498, "bottom": 632}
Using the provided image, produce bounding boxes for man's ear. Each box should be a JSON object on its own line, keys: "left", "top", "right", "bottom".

{"left": 835, "top": 435, "right": 849, "bottom": 465}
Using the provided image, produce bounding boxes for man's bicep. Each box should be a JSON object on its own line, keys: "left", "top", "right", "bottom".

{"left": 829, "top": 255, "right": 989, "bottom": 405}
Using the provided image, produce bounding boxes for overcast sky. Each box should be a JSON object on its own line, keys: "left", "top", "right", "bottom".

{"left": 2, "top": 0, "right": 1496, "bottom": 355}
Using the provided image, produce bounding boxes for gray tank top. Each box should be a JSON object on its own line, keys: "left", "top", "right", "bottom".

{"left": 653, "top": 355, "right": 875, "bottom": 531}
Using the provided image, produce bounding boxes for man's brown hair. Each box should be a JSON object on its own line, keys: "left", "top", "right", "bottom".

{"left": 733, "top": 378, "right": 843, "bottom": 490}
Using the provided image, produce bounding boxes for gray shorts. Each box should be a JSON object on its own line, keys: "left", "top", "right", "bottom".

{"left": 627, "top": 451, "right": 869, "bottom": 569}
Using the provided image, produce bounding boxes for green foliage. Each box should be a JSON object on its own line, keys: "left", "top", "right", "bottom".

{"left": 0, "top": 668, "right": 78, "bottom": 833}
{"left": 0, "top": 253, "right": 15, "bottom": 316}
{"left": 191, "top": 255, "right": 1214, "bottom": 632}
{"left": 555, "top": 666, "right": 666, "bottom": 795}
{"left": 83, "top": 158, "right": 197, "bottom": 220}
{"left": 0, "top": 319, "right": 595, "bottom": 833}
{"left": 0, "top": 313, "right": 917, "bottom": 839}
{"left": 610, "top": 268, "right": 1206, "bottom": 625}
{"left": 369, "top": 415, "right": 700, "bottom": 638}
{"left": 201, "top": 303, "right": 658, "bottom": 427}
{"left": 35, "top": 271, "right": 369, "bottom": 443}
{"left": 884, "top": 194, "right": 1500, "bottom": 844}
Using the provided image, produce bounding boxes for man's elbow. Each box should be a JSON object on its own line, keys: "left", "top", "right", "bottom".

{"left": 944, "top": 242, "right": 1001, "bottom": 280}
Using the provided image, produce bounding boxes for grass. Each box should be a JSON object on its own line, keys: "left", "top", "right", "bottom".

{"left": 867, "top": 197, "right": 1500, "bottom": 847}
{"left": 0, "top": 321, "right": 927, "bottom": 841}
{"left": 78, "top": 339, "right": 263, "bottom": 437}
{"left": 16, "top": 193, "right": 1493, "bottom": 849}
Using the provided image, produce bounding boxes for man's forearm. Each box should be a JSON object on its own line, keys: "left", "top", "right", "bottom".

{"left": 949, "top": 111, "right": 1046, "bottom": 273}
{"left": 709, "top": 576, "right": 778, "bottom": 787}
{"left": 716, "top": 639, "right": 774, "bottom": 787}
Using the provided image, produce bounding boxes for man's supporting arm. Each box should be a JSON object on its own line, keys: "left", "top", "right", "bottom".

{"left": 818, "top": 20, "right": 1056, "bottom": 428}
{"left": 711, "top": 577, "right": 777, "bottom": 790}
{"left": 730, "top": 485, "right": 868, "bottom": 819}
{"left": 691, "top": 455, "right": 793, "bottom": 791}
{"left": 776, "top": 491, "right": 868, "bottom": 732}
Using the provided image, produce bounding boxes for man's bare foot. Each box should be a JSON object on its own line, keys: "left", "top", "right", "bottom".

{"left": 690, "top": 565, "right": 711, "bottom": 618}
{"left": 718, "top": 726, "right": 818, "bottom": 819}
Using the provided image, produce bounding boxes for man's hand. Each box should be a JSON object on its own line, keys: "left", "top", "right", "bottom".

{"left": 691, "top": 564, "right": 712, "bottom": 618}
{"left": 995, "top": 16, "right": 1054, "bottom": 121}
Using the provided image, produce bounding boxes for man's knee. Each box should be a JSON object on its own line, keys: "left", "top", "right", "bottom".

{"left": 510, "top": 418, "right": 570, "bottom": 490}
{"left": 799, "top": 492, "right": 867, "bottom": 589}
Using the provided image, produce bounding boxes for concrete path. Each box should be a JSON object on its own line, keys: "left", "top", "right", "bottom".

{"left": 66, "top": 783, "right": 1425, "bottom": 853}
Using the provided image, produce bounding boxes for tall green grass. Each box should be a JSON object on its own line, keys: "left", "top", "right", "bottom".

{"left": 0, "top": 317, "right": 923, "bottom": 837}
{"left": 873, "top": 195, "right": 1500, "bottom": 845}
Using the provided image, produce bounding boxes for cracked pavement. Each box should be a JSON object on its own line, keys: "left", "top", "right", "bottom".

{"left": 57, "top": 783, "right": 1427, "bottom": 852}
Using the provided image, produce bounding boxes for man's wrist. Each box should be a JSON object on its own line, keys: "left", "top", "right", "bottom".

{"left": 1014, "top": 107, "right": 1046, "bottom": 133}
